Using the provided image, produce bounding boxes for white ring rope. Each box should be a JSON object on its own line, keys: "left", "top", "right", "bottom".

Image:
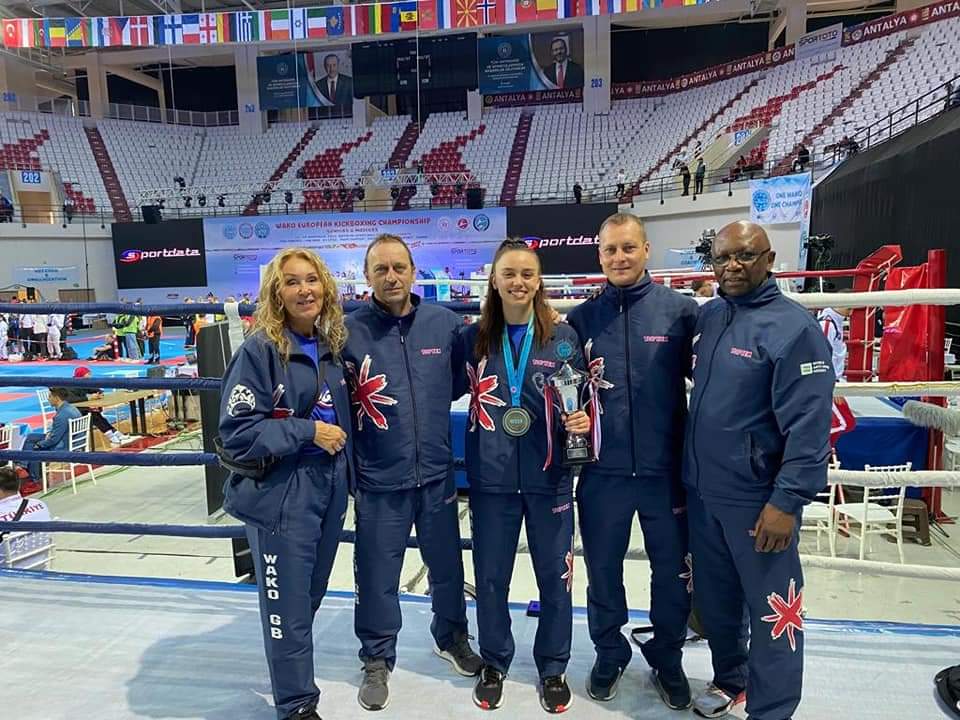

{"left": 788, "top": 288, "right": 960, "bottom": 309}
{"left": 799, "top": 554, "right": 960, "bottom": 581}
{"left": 836, "top": 382, "right": 960, "bottom": 397}
{"left": 828, "top": 469, "right": 960, "bottom": 487}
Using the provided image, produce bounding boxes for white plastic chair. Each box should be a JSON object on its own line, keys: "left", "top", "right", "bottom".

{"left": 36, "top": 389, "right": 52, "bottom": 432}
{"left": 42, "top": 413, "right": 96, "bottom": 495}
{"left": 802, "top": 482, "right": 839, "bottom": 556}
{"left": 0, "top": 526, "right": 55, "bottom": 570}
{"left": 833, "top": 462, "right": 910, "bottom": 563}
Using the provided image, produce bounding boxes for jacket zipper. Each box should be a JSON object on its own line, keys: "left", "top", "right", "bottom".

{"left": 690, "top": 303, "right": 735, "bottom": 491}
{"left": 273, "top": 352, "right": 319, "bottom": 535}
{"left": 621, "top": 292, "right": 637, "bottom": 476}
{"left": 399, "top": 319, "right": 423, "bottom": 486}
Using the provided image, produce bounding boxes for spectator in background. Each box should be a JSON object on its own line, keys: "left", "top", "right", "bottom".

{"left": 19, "top": 306, "right": 34, "bottom": 359}
{"left": 691, "top": 280, "right": 715, "bottom": 299}
{"left": 679, "top": 162, "right": 691, "bottom": 196}
{"left": 573, "top": 181, "right": 583, "bottom": 204}
{"left": 62, "top": 201, "right": 75, "bottom": 224}
{"left": 694, "top": 158, "right": 706, "bottom": 195}
{"left": 31, "top": 303, "right": 48, "bottom": 360}
{"left": 146, "top": 312, "right": 163, "bottom": 364}
{"left": 88, "top": 331, "right": 119, "bottom": 361}
{"left": 944, "top": 82, "right": 955, "bottom": 111}
{"left": 113, "top": 308, "right": 141, "bottom": 360}
{"left": 7, "top": 300, "right": 20, "bottom": 355}
{"left": 19, "top": 387, "right": 81, "bottom": 483}
{"left": 136, "top": 300, "right": 147, "bottom": 357}
{"left": 616, "top": 168, "right": 626, "bottom": 198}
{"left": 796, "top": 143, "right": 810, "bottom": 171}
{"left": 183, "top": 297, "right": 197, "bottom": 349}
{"left": 0, "top": 314, "right": 7, "bottom": 360}
{"left": 46, "top": 313, "right": 63, "bottom": 360}
{"left": 64, "top": 367, "right": 132, "bottom": 446}
{"left": 0, "top": 466, "right": 52, "bottom": 568}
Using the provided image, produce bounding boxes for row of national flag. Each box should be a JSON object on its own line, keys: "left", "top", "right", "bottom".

{"left": 2, "top": 0, "right": 710, "bottom": 49}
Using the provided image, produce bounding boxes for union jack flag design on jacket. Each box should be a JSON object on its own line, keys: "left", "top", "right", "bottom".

{"left": 346, "top": 355, "right": 397, "bottom": 431}
{"left": 467, "top": 357, "right": 506, "bottom": 432}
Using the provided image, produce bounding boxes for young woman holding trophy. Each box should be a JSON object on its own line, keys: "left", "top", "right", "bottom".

{"left": 459, "top": 238, "right": 593, "bottom": 714}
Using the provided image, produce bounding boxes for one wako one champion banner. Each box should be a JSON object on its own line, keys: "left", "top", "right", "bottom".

{"left": 479, "top": 29, "right": 584, "bottom": 96}
{"left": 258, "top": 49, "right": 354, "bottom": 111}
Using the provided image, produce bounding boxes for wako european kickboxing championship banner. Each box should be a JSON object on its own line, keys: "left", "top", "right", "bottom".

{"left": 480, "top": 30, "right": 584, "bottom": 107}
{"left": 195, "top": 208, "right": 506, "bottom": 302}
{"left": 258, "top": 49, "right": 354, "bottom": 111}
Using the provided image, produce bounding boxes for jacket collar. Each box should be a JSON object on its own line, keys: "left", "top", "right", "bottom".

{"left": 602, "top": 271, "right": 655, "bottom": 305}
{"left": 369, "top": 292, "right": 421, "bottom": 323}
{"left": 720, "top": 276, "right": 781, "bottom": 307}
{"left": 283, "top": 327, "right": 332, "bottom": 361}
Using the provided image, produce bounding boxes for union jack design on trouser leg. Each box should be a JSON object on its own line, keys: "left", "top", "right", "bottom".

{"left": 246, "top": 455, "right": 349, "bottom": 719}
{"left": 469, "top": 491, "right": 574, "bottom": 679}
{"left": 576, "top": 472, "right": 690, "bottom": 672}
{"left": 353, "top": 477, "right": 468, "bottom": 669}
{"left": 688, "top": 492, "right": 804, "bottom": 720}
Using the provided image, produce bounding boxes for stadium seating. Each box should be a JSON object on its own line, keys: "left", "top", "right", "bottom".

{"left": 1, "top": 14, "right": 958, "bottom": 219}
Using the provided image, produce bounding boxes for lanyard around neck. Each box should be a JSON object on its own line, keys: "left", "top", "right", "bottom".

{"left": 501, "top": 316, "right": 534, "bottom": 408}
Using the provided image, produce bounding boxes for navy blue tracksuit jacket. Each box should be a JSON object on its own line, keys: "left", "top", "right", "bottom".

{"left": 683, "top": 278, "right": 833, "bottom": 720}
{"left": 343, "top": 295, "right": 469, "bottom": 668}
{"left": 219, "top": 329, "right": 353, "bottom": 719}
{"left": 566, "top": 274, "right": 698, "bottom": 672}
{"left": 460, "top": 321, "right": 583, "bottom": 679}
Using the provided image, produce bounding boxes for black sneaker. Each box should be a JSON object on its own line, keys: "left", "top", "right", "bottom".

{"left": 435, "top": 633, "right": 483, "bottom": 676}
{"left": 651, "top": 667, "right": 692, "bottom": 710}
{"left": 473, "top": 665, "right": 505, "bottom": 710}
{"left": 283, "top": 706, "right": 321, "bottom": 720}
{"left": 358, "top": 658, "right": 390, "bottom": 711}
{"left": 539, "top": 674, "right": 572, "bottom": 714}
{"left": 586, "top": 659, "right": 625, "bottom": 701}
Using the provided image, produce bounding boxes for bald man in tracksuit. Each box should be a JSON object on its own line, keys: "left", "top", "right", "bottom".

{"left": 345, "top": 235, "right": 480, "bottom": 712}
{"left": 684, "top": 221, "right": 833, "bottom": 720}
{"left": 566, "top": 213, "right": 698, "bottom": 710}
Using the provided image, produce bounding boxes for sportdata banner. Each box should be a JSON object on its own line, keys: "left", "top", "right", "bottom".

{"left": 258, "top": 49, "right": 353, "bottom": 110}
{"left": 198, "top": 208, "right": 506, "bottom": 302}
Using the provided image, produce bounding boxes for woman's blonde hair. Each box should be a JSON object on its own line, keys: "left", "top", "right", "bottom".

{"left": 254, "top": 247, "right": 347, "bottom": 362}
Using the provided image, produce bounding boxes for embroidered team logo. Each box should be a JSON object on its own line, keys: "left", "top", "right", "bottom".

{"left": 467, "top": 358, "right": 506, "bottom": 432}
{"left": 346, "top": 355, "right": 397, "bottom": 431}
{"left": 226, "top": 384, "right": 256, "bottom": 417}
{"left": 679, "top": 552, "right": 693, "bottom": 594}
{"left": 761, "top": 578, "right": 804, "bottom": 652}
{"left": 561, "top": 550, "right": 574, "bottom": 592}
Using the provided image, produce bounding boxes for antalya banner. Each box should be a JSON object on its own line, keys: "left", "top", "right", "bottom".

{"left": 258, "top": 49, "right": 354, "bottom": 111}
{"left": 478, "top": 30, "right": 585, "bottom": 95}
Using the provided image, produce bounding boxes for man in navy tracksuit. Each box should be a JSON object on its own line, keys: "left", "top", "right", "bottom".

{"left": 345, "top": 235, "right": 480, "bottom": 711}
{"left": 684, "top": 221, "right": 833, "bottom": 720}
{"left": 566, "top": 212, "right": 698, "bottom": 709}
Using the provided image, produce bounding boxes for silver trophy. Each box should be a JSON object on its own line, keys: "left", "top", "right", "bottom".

{"left": 547, "top": 362, "right": 594, "bottom": 466}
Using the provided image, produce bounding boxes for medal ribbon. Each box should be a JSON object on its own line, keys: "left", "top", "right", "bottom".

{"left": 501, "top": 317, "right": 535, "bottom": 409}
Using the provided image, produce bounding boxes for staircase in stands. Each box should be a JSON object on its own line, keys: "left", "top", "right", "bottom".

{"left": 772, "top": 38, "right": 916, "bottom": 174}
{"left": 499, "top": 110, "right": 534, "bottom": 206}
{"left": 628, "top": 79, "right": 761, "bottom": 197}
{"left": 300, "top": 131, "right": 374, "bottom": 212}
{"left": 83, "top": 126, "right": 131, "bottom": 221}
{"left": 389, "top": 121, "right": 422, "bottom": 210}
{"left": 244, "top": 126, "right": 318, "bottom": 215}
{"left": 395, "top": 123, "right": 486, "bottom": 211}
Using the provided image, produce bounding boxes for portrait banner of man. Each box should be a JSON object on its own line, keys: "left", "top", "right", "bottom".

{"left": 531, "top": 31, "right": 584, "bottom": 90}
{"left": 304, "top": 49, "right": 354, "bottom": 108}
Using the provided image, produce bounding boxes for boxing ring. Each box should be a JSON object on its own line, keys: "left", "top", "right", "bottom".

{"left": 2, "top": 270, "right": 960, "bottom": 719}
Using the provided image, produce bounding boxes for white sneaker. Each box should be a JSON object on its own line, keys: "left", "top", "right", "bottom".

{"left": 693, "top": 683, "right": 746, "bottom": 718}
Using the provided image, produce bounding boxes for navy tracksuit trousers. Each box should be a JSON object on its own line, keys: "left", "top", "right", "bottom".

{"left": 688, "top": 492, "right": 804, "bottom": 720}
{"left": 246, "top": 455, "right": 349, "bottom": 719}
{"left": 470, "top": 491, "right": 574, "bottom": 679}
{"left": 354, "top": 478, "right": 468, "bottom": 669}
{"left": 577, "top": 472, "right": 690, "bottom": 672}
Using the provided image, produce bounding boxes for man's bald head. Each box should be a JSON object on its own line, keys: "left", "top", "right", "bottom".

{"left": 711, "top": 220, "right": 776, "bottom": 296}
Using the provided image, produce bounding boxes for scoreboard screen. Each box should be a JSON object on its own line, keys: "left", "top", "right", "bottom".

{"left": 352, "top": 33, "right": 478, "bottom": 96}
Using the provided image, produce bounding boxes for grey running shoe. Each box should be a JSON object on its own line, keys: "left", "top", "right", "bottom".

{"left": 358, "top": 658, "right": 391, "bottom": 711}
{"left": 692, "top": 682, "right": 746, "bottom": 718}
{"left": 435, "top": 633, "right": 483, "bottom": 677}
